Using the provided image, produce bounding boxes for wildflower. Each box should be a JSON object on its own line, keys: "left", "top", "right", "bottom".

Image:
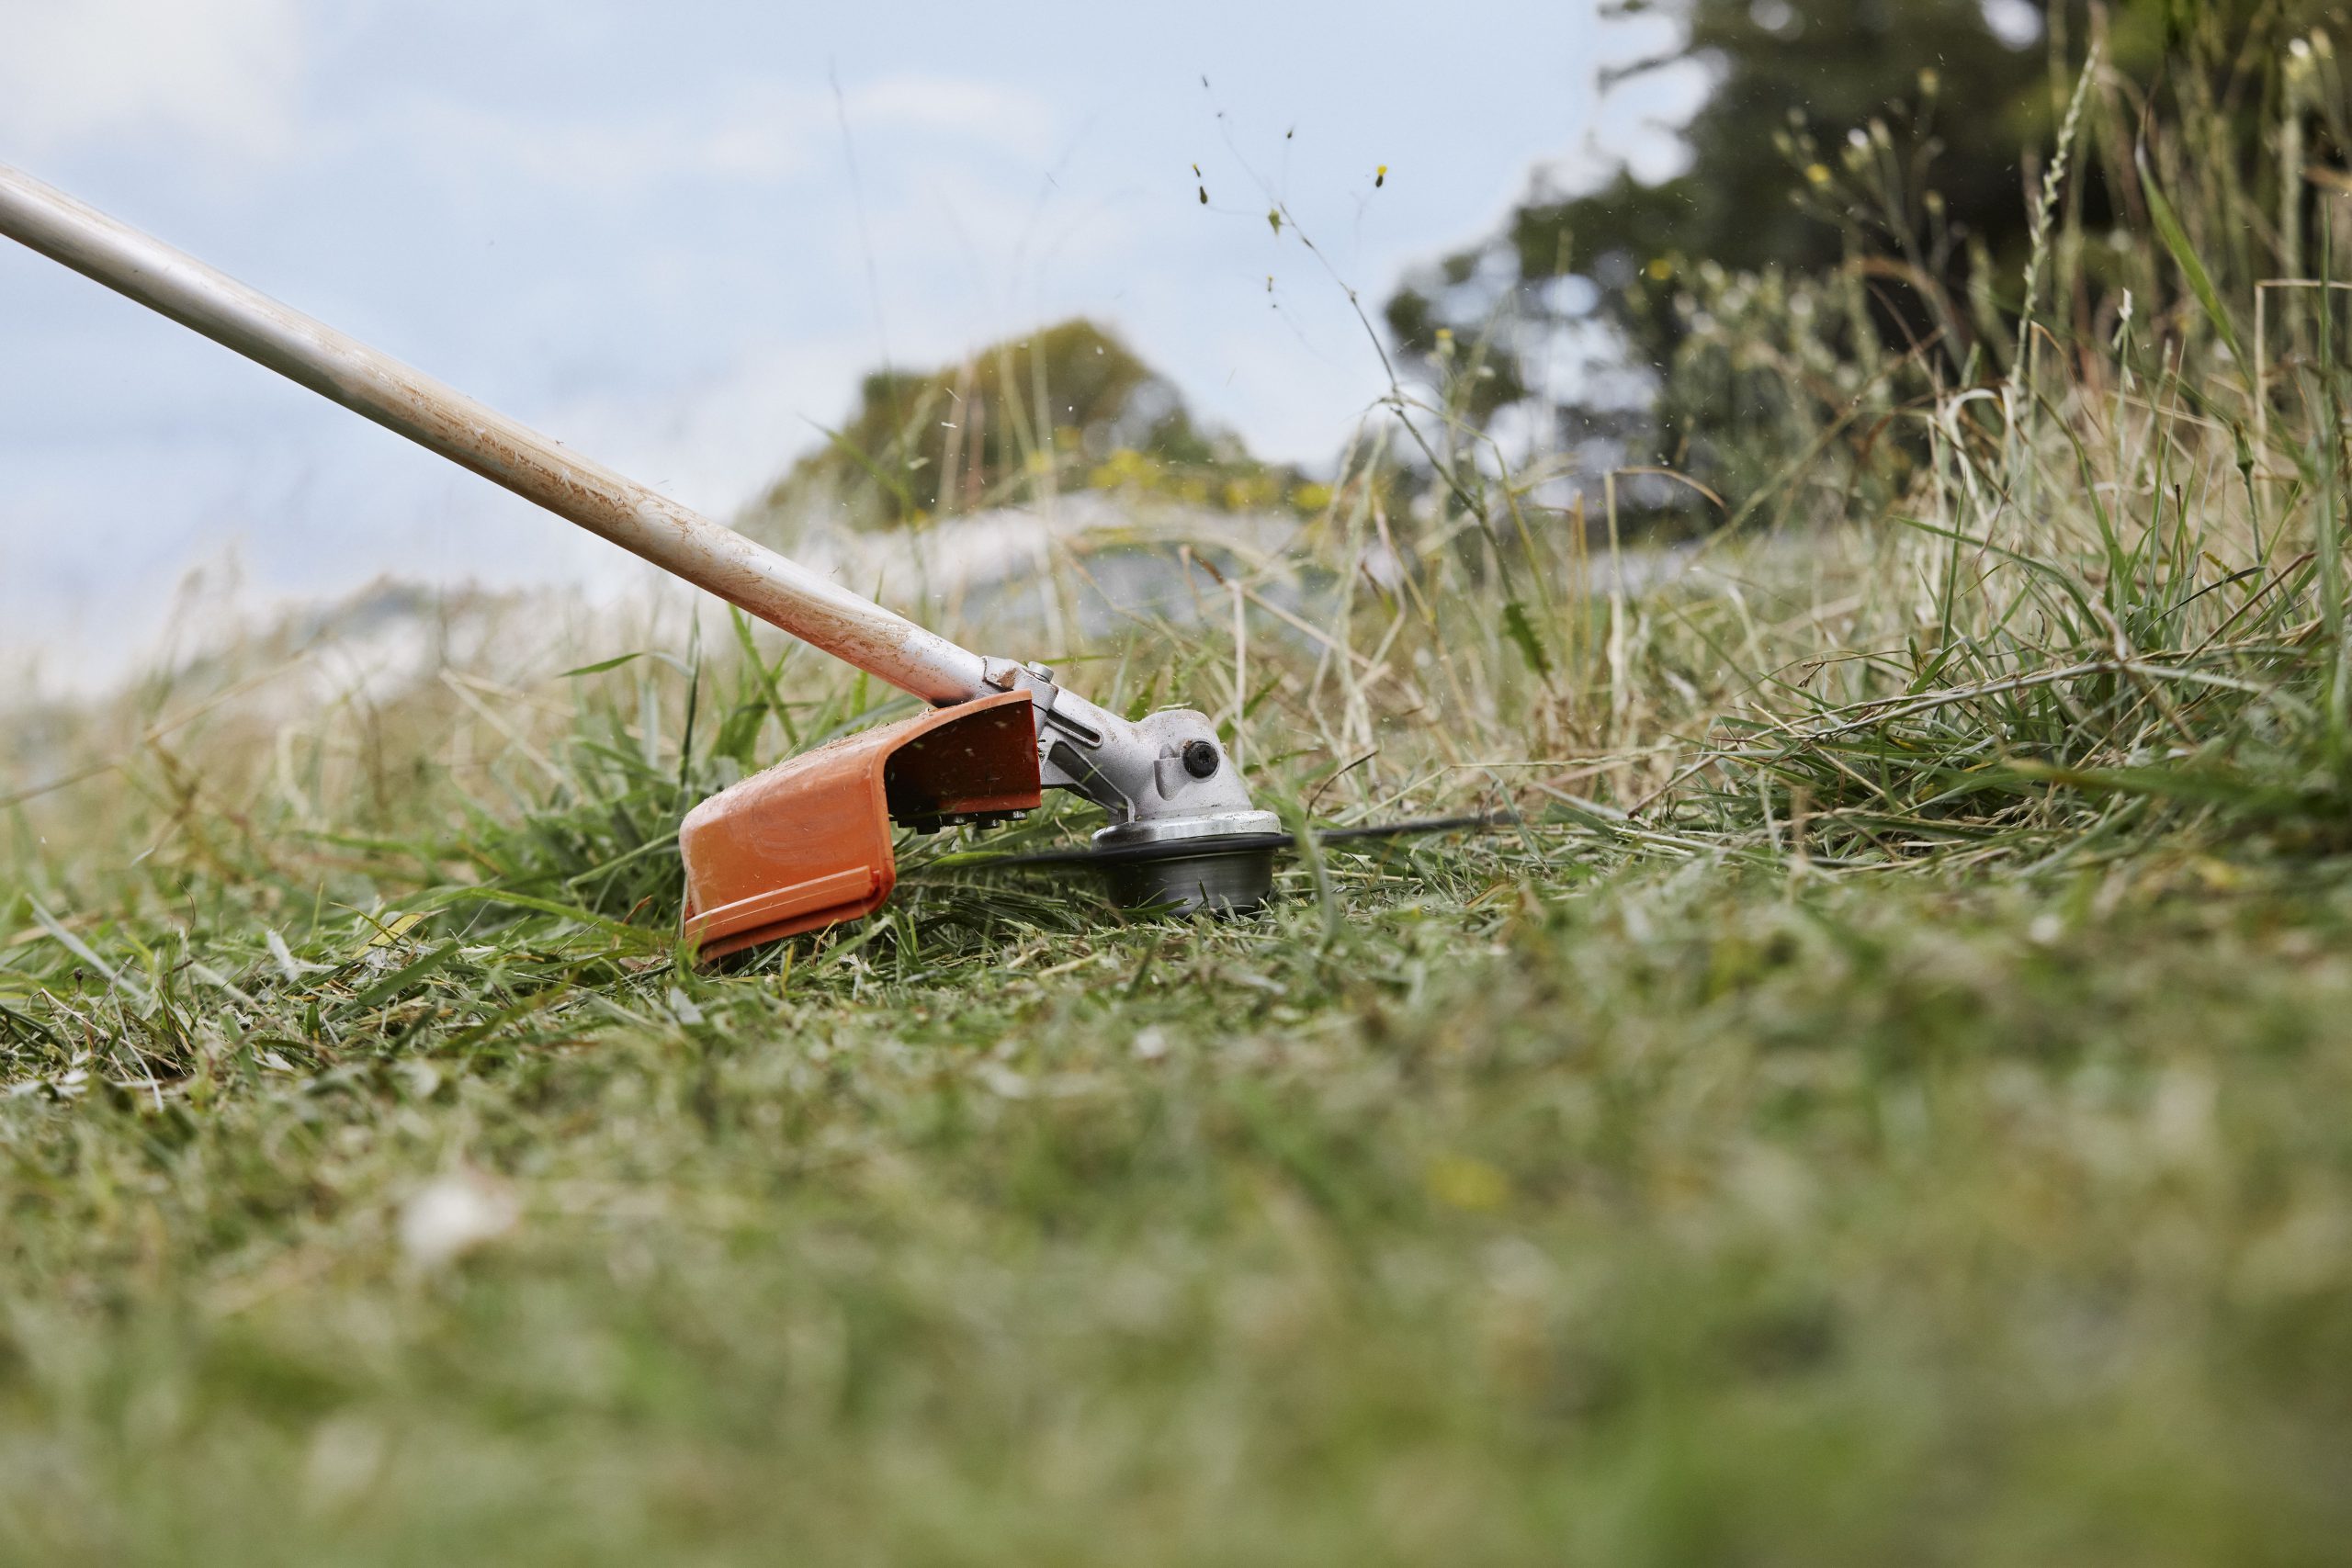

{"left": 1428, "top": 1155, "right": 1509, "bottom": 1212}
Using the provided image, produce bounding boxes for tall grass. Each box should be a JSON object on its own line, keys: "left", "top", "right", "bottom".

{"left": 7, "top": 15, "right": 2350, "bottom": 1054}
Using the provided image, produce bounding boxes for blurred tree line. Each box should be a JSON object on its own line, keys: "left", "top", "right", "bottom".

{"left": 760, "top": 319, "right": 1322, "bottom": 530}
{"left": 1384, "top": 0, "right": 2350, "bottom": 528}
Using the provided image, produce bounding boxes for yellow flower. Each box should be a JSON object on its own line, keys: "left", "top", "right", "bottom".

{"left": 1428, "top": 1155, "right": 1510, "bottom": 1213}
{"left": 1089, "top": 447, "right": 1151, "bottom": 491}
{"left": 1805, "top": 163, "right": 1831, "bottom": 186}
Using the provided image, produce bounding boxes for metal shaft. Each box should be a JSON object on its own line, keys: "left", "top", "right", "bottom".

{"left": 0, "top": 160, "right": 992, "bottom": 706}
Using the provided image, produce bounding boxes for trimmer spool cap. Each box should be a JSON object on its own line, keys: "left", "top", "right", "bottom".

{"left": 1088, "top": 808, "right": 1284, "bottom": 916}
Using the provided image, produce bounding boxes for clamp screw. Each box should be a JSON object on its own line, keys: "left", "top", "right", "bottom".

{"left": 1182, "top": 739, "right": 1221, "bottom": 779}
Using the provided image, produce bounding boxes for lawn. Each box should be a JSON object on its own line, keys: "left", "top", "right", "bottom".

{"left": 6, "top": 794, "right": 2352, "bottom": 1563}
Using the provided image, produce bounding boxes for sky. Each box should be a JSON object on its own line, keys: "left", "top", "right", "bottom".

{"left": 0, "top": 0, "right": 1701, "bottom": 689}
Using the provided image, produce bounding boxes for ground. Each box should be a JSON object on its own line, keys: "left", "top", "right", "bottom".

{"left": 6, "top": 817, "right": 2351, "bottom": 1563}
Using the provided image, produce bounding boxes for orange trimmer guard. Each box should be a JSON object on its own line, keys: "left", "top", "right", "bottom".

{"left": 679, "top": 689, "right": 1041, "bottom": 959}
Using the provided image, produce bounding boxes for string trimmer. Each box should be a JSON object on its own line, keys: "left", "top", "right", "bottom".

{"left": 0, "top": 162, "right": 1288, "bottom": 955}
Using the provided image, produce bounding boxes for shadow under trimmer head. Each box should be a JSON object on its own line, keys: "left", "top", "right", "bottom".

{"left": 0, "top": 158, "right": 1435, "bottom": 955}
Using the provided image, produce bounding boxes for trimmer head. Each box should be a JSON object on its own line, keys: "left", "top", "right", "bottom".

{"left": 1089, "top": 810, "right": 1284, "bottom": 915}
{"left": 680, "top": 687, "right": 1285, "bottom": 953}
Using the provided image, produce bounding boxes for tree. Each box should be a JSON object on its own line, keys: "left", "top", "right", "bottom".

{"left": 1382, "top": 0, "right": 2342, "bottom": 512}
{"left": 757, "top": 320, "right": 1313, "bottom": 530}
{"left": 1388, "top": 1, "right": 2049, "bottom": 424}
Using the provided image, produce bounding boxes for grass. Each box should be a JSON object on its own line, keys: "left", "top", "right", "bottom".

{"left": 9, "top": 864, "right": 2352, "bottom": 1564}
{"left": 6, "top": 22, "right": 2352, "bottom": 1564}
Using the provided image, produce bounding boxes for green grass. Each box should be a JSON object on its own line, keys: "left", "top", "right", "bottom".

{"left": 7, "top": 28, "right": 2352, "bottom": 1564}
{"left": 6, "top": 851, "right": 2352, "bottom": 1564}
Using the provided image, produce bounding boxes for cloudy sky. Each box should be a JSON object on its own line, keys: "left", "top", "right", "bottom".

{"left": 0, "top": 0, "right": 1696, "bottom": 688}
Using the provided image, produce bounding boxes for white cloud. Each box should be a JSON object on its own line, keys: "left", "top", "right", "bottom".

{"left": 383, "top": 94, "right": 814, "bottom": 192}
{"left": 379, "top": 71, "right": 1057, "bottom": 197}
{"left": 842, "top": 73, "right": 1056, "bottom": 157}
{"left": 0, "top": 0, "right": 307, "bottom": 156}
